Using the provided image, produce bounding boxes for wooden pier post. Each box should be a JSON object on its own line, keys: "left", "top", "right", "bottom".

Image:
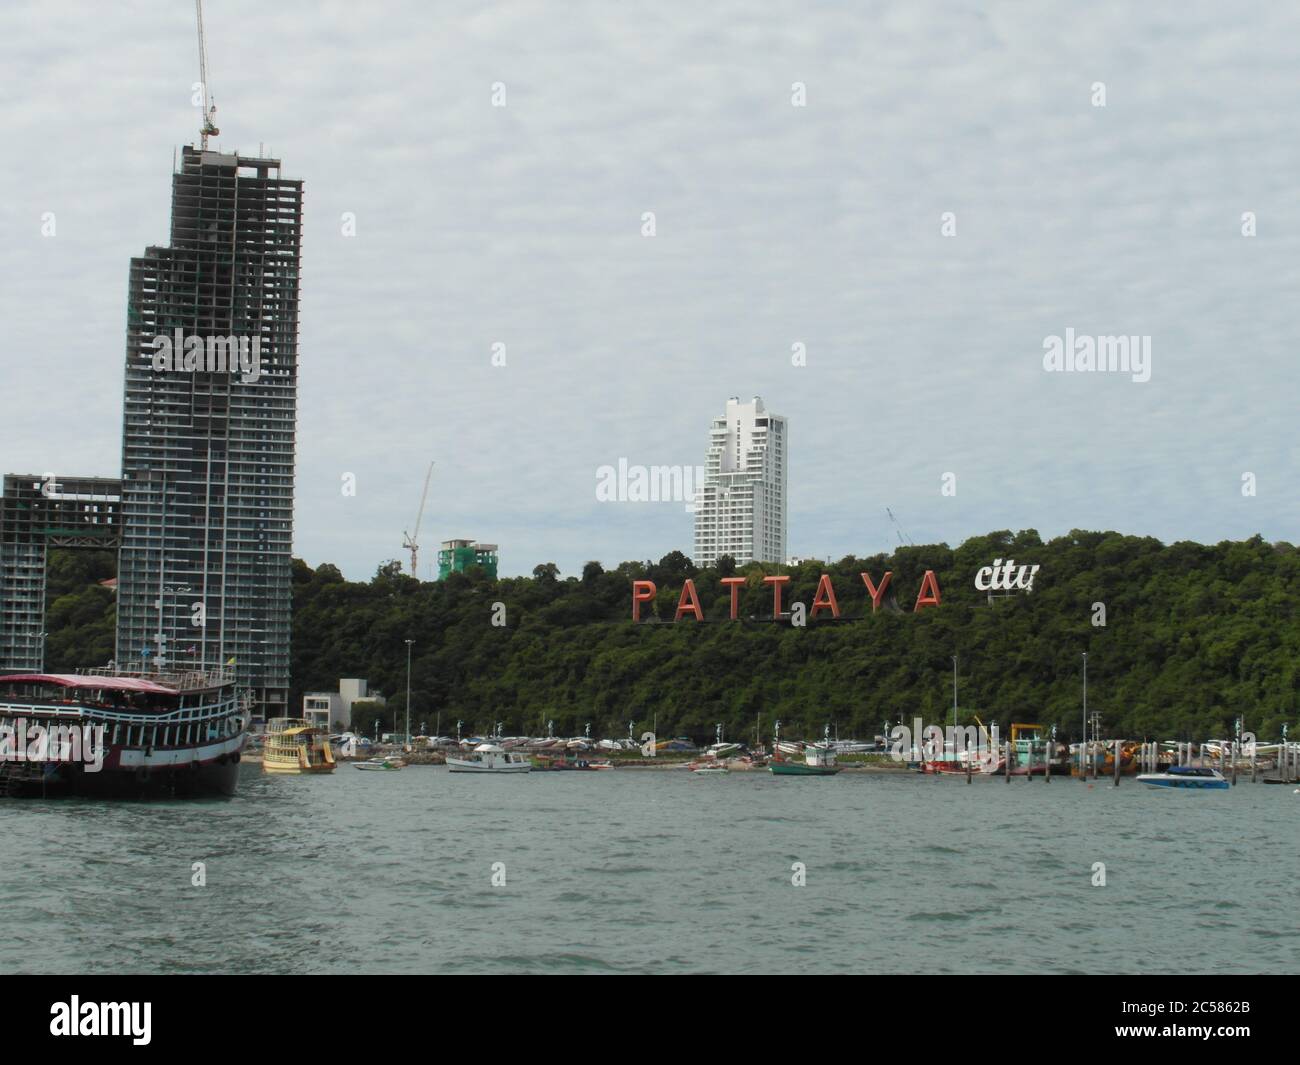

{"left": 1113, "top": 739, "right": 1121, "bottom": 786}
{"left": 1005, "top": 741, "right": 1011, "bottom": 784}
{"left": 1045, "top": 741, "right": 1051, "bottom": 783}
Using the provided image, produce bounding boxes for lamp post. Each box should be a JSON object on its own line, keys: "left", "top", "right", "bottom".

{"left": 951, "top": 655, "right": 958, "bottom": 731}
{"left": 1081, "top": 651, "right": 1088, "bottom": 779}
{"left": 404, "top": 638, "right": 414, "bottom": 746}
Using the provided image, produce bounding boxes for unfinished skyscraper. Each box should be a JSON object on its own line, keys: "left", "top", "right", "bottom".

{"left": 116, "top": 146, "right": 303, "bottom": 720}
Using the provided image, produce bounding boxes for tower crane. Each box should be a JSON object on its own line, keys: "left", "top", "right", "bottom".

{"left": 195, "top": 0, "right": 220, "bottom": 148}
{"left": 402, "top": 462, "right": 435, "bottom": 578}
{"left": 886, "top": 507, "right": 914, "bottom": 547}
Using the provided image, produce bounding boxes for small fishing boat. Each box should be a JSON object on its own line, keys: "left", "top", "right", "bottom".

{"left": 354, "top": 758, "right": 402, "bottom": 772}
{"left": 691, "top": 764, "right": 729, "bottom": 775}
{"left": 1136, "top": 766, "right": 1229, "bottom": 790}
{"left": 768, "top": 742, "right": 841, "bottom": 777}
{"left": 447, "top": 742, "right": 531, "bottom": 774}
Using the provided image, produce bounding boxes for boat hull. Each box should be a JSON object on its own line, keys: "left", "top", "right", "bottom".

{"left": 447, "top": 761, "right": 531, "bottom": 773}
{"left": 768, "top": 762, "right": 841, "bottom": 776}
{"left": 1138, "top": 776, "right": 1229, "bottom": 790}
{"left": 1, "top": 742, "right": 244, "bottom": 798}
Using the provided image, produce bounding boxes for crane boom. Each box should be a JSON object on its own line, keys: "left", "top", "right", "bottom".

{"left": 401, "top": 462, "right": 435, "bottom": 578}
{"left": 412, "top": 462, "right": 434, "bottom": 542}
{"left": 195, "top": 0, "right": 220, "bottom": 148}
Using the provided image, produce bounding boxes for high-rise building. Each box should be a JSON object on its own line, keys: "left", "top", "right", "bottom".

{"left": 116, "top": 146, "right": 303, "bottom": 720}
{"left": 693, "top": 396, "right": 787, "bottom": 567}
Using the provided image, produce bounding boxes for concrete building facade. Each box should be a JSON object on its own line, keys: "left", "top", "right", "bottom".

{"left": 116, "top": 147, "right": 303, "bottom": 721}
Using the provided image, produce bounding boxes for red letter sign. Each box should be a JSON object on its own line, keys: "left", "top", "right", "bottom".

{"left": 811, "top": 574, "right": 840, "bottom": 618}
{"left": 720, "top": 576, "right": 746, "bottom": 620}
{"left": 763, "top": 575, "right": 791, "bottom": 616}
{"left": 632, "top": 580, "right": 657, "bottom": 621}
{"left": 913, "top": 570, "right": 942, "bottom": 612}
{"left": 675, "top": 579, "right": 704, "bottom": 621}
{"left": 860, "top": 571, "right": 893, "bottom": 612}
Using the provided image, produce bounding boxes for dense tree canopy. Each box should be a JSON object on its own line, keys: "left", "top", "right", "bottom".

{"left": 36, "top": 533, "right": 1298, "bottom": 744}
{"left": 287, "top": 530, "right": 1300, "bottom": 744}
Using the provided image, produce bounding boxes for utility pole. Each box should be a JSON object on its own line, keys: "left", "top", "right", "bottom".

{"left": 1081, "top": 651, "right": 1088, "bottom": 779}
{"left": 404, "top": 638, "right": 414, "bottom": 746}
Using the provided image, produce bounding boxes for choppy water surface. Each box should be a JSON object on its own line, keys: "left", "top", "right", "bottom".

{"left": 1, "top": 765, "right": 1296, "bottom": 974}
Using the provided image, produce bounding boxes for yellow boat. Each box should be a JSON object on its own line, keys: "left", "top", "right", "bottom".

{"left": 262, "top": 718, "right": 336, "bottom": 774}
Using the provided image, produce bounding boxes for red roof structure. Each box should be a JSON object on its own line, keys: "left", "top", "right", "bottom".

{"left": 0, "top": 673, "right": 178, "bottom": 695}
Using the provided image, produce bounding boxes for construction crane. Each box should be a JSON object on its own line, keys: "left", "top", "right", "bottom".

{"left": 886, "top": 507, "right": 914, "bottom": 547}
{"left": 195, "top": 0, "right": 220, "bottom": 148}
{"left": 402, "top": 462, "right": 435, "bottom": 578}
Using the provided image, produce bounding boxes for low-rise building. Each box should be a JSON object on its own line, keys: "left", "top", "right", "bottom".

{"left": 302, "top": 678, "right": 384, "bottom": 731}
{"left": 437, "top": 539, "right": 499, "bottom": 580}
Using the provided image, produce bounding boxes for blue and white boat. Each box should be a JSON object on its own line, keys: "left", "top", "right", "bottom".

{"left": 1136, "top": 766, "right": 1229, "bottom": 790}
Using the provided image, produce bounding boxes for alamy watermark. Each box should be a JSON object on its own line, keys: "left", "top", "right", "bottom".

{"left": 1042, "top": 329, "right": 1151, "bottom": 383}
{"left": 0, "top": 720, "right": 106, "bottom": 772}
{"left": 148, "top": 328, "right": 262, "bottom": 383}
{"left": 889, "top": 719, "right": 1002, "bottom": 767}
{"left": 595, "top": 459, "right": 705, "bottom": 513}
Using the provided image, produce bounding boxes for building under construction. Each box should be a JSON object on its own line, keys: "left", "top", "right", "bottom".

{"left": 0, "top": 475, "right": 122, "bottom": 670}
{"left": 116, "top": 146, "right": 303, "bottom": 720}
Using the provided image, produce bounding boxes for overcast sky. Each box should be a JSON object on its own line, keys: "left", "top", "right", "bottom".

{"left": 3, "top": 1, "right": 1297, "bottom": 579}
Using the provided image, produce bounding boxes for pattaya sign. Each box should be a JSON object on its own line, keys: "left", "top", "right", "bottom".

{"left": 631, "top": 571, "right": 942, "bottom": 622}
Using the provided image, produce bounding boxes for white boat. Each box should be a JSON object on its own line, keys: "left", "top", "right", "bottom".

{"left": 354, "top": 758, "right": 402, "bottom": 772}
{"left": 691, "top": 764, "right": 729, "bottom": 775}
{"left": 1136, "top": 766, "right": 1229, "bottom": 790}
{"left": 447, "top": 742, "right": 532, "bottom": 774}
{"left": 705, "top": 742, "right": 743, "bottom": 760}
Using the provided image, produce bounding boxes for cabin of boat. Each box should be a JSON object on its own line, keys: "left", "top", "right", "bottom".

{"left": 263, "top": 718, "right": 336, "bottom": 774}
{"left": 0, "top": 668, "right": 247, "bottom": 798}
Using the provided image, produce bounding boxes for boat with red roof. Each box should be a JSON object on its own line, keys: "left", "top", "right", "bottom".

{"left": 0, "top": 667, "right": 248, "bottom": 798}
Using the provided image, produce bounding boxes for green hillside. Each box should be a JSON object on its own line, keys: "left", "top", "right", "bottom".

{"left": 289, "top": 529, "right": 1300, "bottom": 743}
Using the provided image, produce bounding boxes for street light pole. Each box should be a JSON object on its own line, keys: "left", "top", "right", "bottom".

{"left": 1081, "top": 651, "right": 1088, "bottom": 780}
{"left": 952, "top": 655, "right": 958, "bottom": 731}
{"left": 405, "top": 638, "right": 414, "bottom": 747}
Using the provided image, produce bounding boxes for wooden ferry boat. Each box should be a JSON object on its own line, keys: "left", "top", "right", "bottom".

{"left": 262, "top": 718, "right": 336, "bottom": 774}
{"left": 0, "top": 668, "right": 248, "bottom": 798}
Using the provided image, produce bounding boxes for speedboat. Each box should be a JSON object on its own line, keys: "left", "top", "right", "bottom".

{"left": 1137, "top": 766, "right": 1229, "bottom": 790}
{"left": 354, "top": 758, "right": 402, "bottom": 772}
{"left": 691, "top": 764, "right": 729, "bottom": 774}
{"left": 447, "top": 742, "right": 531, "bottom": 774}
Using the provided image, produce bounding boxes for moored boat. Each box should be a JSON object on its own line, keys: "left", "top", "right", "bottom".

{"left": 768, "top": 741, "right": 842, "bottom": 777}
{"left": 447, "top": 742, "right": 531, "bottom": 773}
{"left": 1136, "top": 766, "right": 1229, "bottom": 790}
{"left": 0, "top": 668, "right": 248, "bottom": 798}
{"left": 354, "top": 758, "right": 402, "bottom": 771}
{"left": 263, "top": 718, "right": 336, "bottom": 774}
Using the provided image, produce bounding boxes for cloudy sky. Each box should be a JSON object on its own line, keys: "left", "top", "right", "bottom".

{"left": 3, "top": 0, "right": 1297, "bottom": 579}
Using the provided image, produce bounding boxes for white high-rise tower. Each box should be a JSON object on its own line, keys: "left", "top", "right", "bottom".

{"left": 693, "top": 396, "right": 787, "bottom": 567}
